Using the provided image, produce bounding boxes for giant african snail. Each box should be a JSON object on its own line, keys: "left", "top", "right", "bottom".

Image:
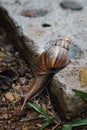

{"left": 19, "top": 36, "right": 71, "bottom": 110}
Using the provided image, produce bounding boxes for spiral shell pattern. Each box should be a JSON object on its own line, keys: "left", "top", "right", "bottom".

{"left": 38, "top": 37, "right": 71, "bottom": 74}
{"left": 55, "top": 37, "right": 71, "bottom": 50}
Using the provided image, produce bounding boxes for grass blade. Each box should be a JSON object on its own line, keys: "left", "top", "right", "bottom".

{"left": 71, "top": 118, "right": 87, "bottom": 127}
{"left": 39, "top": 122, "right": 50, "bottom": 130}
{"left": 72, "top": 89, "right": 87, "bottom": 100}
{"left": 39, "top": 117, "right": 56, "bottom": 130}
{"left": 27, "top": 102, "right": 49, "bottom": 118}
{"left": 61, "top": 124, "right": 72, "bottom": 130}
{"left": 61, "top": 118, "right": 87, "bottom": 130}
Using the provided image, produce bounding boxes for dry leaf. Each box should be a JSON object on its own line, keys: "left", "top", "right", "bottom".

{"left": 79, "top": 68, "right": 87, "bottom": 87}
{"left": 5, "top": 92, "right": 14, "bottom": 101}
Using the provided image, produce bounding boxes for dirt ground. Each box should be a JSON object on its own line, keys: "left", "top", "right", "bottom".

{"left": 0, "top": 27, "right": 60, "bottom": 130}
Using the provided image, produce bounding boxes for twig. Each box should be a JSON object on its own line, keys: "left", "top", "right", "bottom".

{"left": 52, "top": 122, "right": 63, "bottom": 130}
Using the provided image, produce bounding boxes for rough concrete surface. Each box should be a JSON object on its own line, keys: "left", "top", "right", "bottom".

{"left": 0, "top": 0, "right": 87, "bottom": 119}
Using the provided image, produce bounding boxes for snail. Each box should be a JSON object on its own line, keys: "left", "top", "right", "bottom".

{"left": 18, "top": 36, "right": 71, "bottom": 110}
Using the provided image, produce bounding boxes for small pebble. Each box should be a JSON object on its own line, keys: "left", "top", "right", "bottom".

{"left": 18, "top": 77, "right": 28, "bottom": 85}
{"left": 2, "top": 113, "right": 8, "bottom": 119}
{"left": 5, "top": 55, "right": 13, "bottom": 63}
{"left": 5, "top": 92, "right": 15, "bottom": 101}
{"left": 18, "top": 68, "right": 26, "bottom": 77}
{"left": 2, "top": 97, "right": 5, "bottom": 102}
{"left": 21, "top": 9, "right": 48, "bottom": 17}
{"left": 11, "top": 62, "right": 17, "bottom": 66}
{"left": 60, "top": 1, "right": 83, "bottom": 10}
{"left": 25, "top": 73, "right": 33, "bottom": 79}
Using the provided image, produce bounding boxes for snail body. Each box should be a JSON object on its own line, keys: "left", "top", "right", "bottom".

{"left": 19, "top": 36, "right": 71, "bottom": 110}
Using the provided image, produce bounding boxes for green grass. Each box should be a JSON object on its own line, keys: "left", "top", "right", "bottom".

{"left": 27, "top": 102, "right": 57, "bottom": 130}
{"left": 27, "top": 89, "right": 87, "bottom": 130}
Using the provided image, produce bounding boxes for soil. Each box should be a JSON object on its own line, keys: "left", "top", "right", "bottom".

{"left": 0, "top": 27, "right": 60, "bottom": 130}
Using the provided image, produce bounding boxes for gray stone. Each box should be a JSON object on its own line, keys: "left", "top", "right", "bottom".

{"left": 60, "top": 1, "right": 83, "bottom": 10}
{"left": 50, "top": 60, "right": 87, "bottom": 119}
{"left": 0, "top": 0, "right": 87, "bottom": 120}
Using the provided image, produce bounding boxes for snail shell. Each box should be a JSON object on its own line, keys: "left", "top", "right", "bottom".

{"left": 18, "top": 36, "right": 71, "bottom": 110}
{"left": 38, "top": 37, "right": 71, "bottom": 74}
